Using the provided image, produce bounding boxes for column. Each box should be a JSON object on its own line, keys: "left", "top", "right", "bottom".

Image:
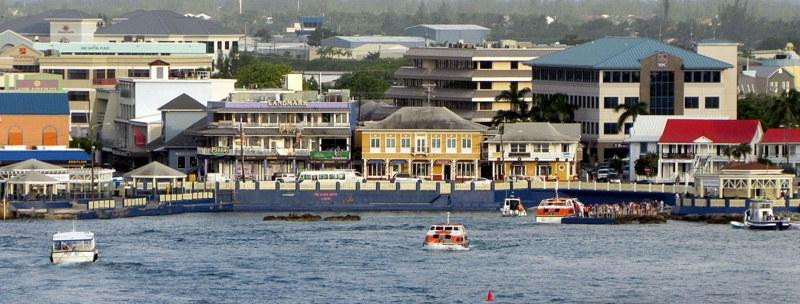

{"left": 429, "top": 159, "right": 434, "bottom": 180}
{"left": 384, "top": 159, "right": 389, "bottom": 179}
{"left": 451, "top": 159, "right": 456, "bottom": 181}
{"left": 474, "top": 159, "right": 479, "bottom": 178}
{"left": 492, "top": 161, "right": 496, "bottom": 180}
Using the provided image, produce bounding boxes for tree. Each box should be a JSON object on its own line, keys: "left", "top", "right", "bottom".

{"left": 335, "top": 71, "right": 391, "bottom": 99}
{"left": 235, "top": 63, "right": 292, "bottom": 88}
{"left": 536, "top": 93, "right": 577, "bottom": 123}
{"left": 491, "top": 86, "right": 532, "bottom": 125}
{"left": 770, "top": 89, "right": 800, "bottom": 128}
{"left": 614, "top": 101, "right": 649, "bottom": 131}
{"left": 635, "top": 153, "right": 659, "bottom": 177}
{"left": 303, "top": 77, "right": 319, "bottom": 91}
{"left": 307, "top": 27, "right": 338, "bottom": 46}
{"left": 70, "top": 137, "right": 97, "bottom": 153}
{"left": 364, "top": 51, "right": 380, "bottom": 60}
{"left": 733, "top": 143, "right": 753, "bottom": 162}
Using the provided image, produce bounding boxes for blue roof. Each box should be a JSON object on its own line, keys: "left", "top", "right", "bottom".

{"left": 0, "top": 150, "right": 90, "bottom": 163}
{"left": 528, "top": 37, "right": 732, "bottom": 70}
{"left": 0, "top": 92, "right": 69, "bottom": 115}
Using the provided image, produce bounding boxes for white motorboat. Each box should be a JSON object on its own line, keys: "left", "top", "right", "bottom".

{"left": 51, "top": 226, "right": 99, "bottom": 264}
{"left": 730, "top": 200, "right": 792, "bottom": 231}
{"left": 500, "top": 194, "right": 527, "bottom": 217}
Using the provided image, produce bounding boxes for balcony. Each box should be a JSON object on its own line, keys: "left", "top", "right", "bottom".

{"left": 93, "top": 78, "right": 117, "bottom": 85}
{"left": 662, "top": 153, "right": 695, "bottom": 159}
{"left": 310, "top": 150, "right": 351, "bottom": 160}
{"left": 197, "top": 146, "right": 278, "bottom": 157}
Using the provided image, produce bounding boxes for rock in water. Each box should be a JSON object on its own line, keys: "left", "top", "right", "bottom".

{"left": 324, "top": 214, "right": 361, "bottom": 221}
{"left": 263, "top": 213, "right": 322, "bottom": 221}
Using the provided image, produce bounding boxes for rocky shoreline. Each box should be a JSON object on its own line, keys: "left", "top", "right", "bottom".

{"left": 263, "top": 213, "right": 361, "bottom": 222}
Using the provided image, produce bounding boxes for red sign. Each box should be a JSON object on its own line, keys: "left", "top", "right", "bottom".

{"left": 133, "top": 127, "right": 147, "bottom": 147}
{"left": 62, "top": 25, "right": 69, "bottom": 31}
{"left": 18, "top": 47, "right": 26, "bottom": 55}
{"left": 16, "top": 79, "right": 59, "bottom": 90}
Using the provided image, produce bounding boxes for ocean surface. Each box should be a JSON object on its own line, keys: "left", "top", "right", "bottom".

{"left": 1, "top": 213, "right": 799, "bottom": 304}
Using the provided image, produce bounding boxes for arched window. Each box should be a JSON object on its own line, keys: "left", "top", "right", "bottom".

{"left": 8, "top": 127, "right": 22, "bottom": 145}
{"left": 42, "top": 126, "right": 57, "bottom": 146}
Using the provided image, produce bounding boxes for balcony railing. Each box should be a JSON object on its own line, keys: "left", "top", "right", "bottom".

{"left": 662, "top": 153, "right": 695, "bottom": 159}
{"left": 310, "top": 150, "right": 351, "bottom": 160}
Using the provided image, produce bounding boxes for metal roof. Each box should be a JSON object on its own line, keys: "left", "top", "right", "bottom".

{"left": 0, "top": 92, "right": 69, "bottom": 115}
{"left": 96, "top": 10, "right": 239, "bottom": 36}
{"left": 528, "top": 37, "right": 732, "bottom": 70}
{"left": 486, "top": 123, "right": 579, "bottom": 143}
{"left": 158, "top": 93, "right": 206, "bottom": 111}
{"left": 360, "top": 107, "right": 487, "bottom": 131}
{"left": 0, "top": 150, "right": 89, "bottom": 163}
{"left": 327, "top": 36, "right": 425, "bottom": 43}
{"left": 409, "top": 24, "right": 490, "bottom": 31}
{"left": 625, "top": 115, "right": 730, "bottom": 143}
{"left": 33, "top": 42, "right": 207, "bottom": 54}
{"left": 0, "top": 9, "right": 94, "bottom": 36}
{"left": 0, "top": 158, "right": 65, "bottom": 170}
{"left": 123, "top": 161, "right": 187, "bottom": 179}
{"left": 658, "top": 119, "right": 760, "bottom": 144}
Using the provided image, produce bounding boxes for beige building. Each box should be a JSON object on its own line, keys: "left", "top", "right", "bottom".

{"left": 528, "top": 37, "right": 738, "bottom": 162}
{"left": 385, "top": 45, "right": 565, "bottom": 123}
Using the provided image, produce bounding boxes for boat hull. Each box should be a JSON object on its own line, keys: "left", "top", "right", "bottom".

{"left": 534, "top": 216, "right": 564, "bottom": 224}
{"left": 730, "top": 221, "right": 792, "bottom": 230}
{"left": 423, "top": 242, "right": 470, "bottom": 251}
{"left": 501, "top": 210, "right": 527, "bottom": 217}
{"left": 50, "top": 250, "right": 98, "bottom": 264}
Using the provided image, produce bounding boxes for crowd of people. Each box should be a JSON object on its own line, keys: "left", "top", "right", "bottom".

{"left": 584, "top": 201, "right": 664, "bottom": 218}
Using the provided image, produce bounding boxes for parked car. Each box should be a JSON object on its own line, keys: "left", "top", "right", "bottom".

{"left": 467, "top": 177, "right": 492, "bottom": 186}
{"left": 608, "top": 174, "right": 622, "bottom": 183}
{"left": 273, "top": 173, "right": 297, "bottom": 183}
{"left": 206, "top": 173, "right": 232, "bottom": 183}
{"left": 391, "top": 173, "right": 422, "bottom": 183}
{"left": 596, "top": 168, "right": 610, "bottom": 181}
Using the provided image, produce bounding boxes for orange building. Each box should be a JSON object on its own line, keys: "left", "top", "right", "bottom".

{"left": 0, "top": 92, "right": 70, "bottom": 148}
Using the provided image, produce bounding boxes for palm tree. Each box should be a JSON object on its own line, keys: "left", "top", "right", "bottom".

{"left": 733, "top": 143, "right": 753, "bottom": 162}
{"left": 614, "top": 100, "right": 649, "bottom": 132}
{"left": 770, "top": 89, "right": 799, "bottom": 128}
{"left": 491, "top": 87, "right": 532, "bottom": 126}
{"left": 528, "top": 93, "right": 579, "bottom": 123}
{"left": 722, "top": 146, "right": 734, "bottom": 160}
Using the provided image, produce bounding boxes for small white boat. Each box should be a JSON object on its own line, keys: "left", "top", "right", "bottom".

{"left": 500, "top": 195, "right": 527, "bottom": 217}
{"left": 730, "top": 200, "right": 792, "bottom": 231}
{"left": 51, "top": 226, "right": 99, "bottom": 264}
{"left": 423, "top": 213, "right": 469, "bottom": 251}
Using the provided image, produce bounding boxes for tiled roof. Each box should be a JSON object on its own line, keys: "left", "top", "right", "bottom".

{"left": 158, "top": 93, "right": 206, "bottom": 111}
{"left": 658, "top": 119, "right": 761, "bottom": 144}
{"left": 0, "top": 92, "right": 69, "bottom": 115}
{"left": 721, "top": 162, "right": 782, "bottom": 171}
{"left": 528, "top": 37, "right": 732, "bottom": 70}
{"left": 0, "top": 9, "right": 94, "bottom": 36}
{"left": 625, "top": 115, "right": 731, "bottom": 143}
{"left": 761, "top": 128, "right": 800, "bottom": 143}
{"left": 96, "top": 10, "right": 239, "bottom": 36}
{"left": 486, "top": 123, "right": 580, "bottom": 143}
{"left": 360, "top": 107, "right": 487, "bottom": 131}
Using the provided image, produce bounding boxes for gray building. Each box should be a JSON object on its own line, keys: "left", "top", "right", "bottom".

{"left": 150, "top": 94, "right": 207, "bottom": 173}
{"left": 404, "top": 24, "right": 489, "bottom": 45}
{"left": 320, "top": 36, "right": 426, "bottom": 49}
{"left": 739, "top": 66, "right": 794, "bottom": 96}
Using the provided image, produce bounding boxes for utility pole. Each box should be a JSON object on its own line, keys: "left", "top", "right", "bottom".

{"left": 499, "top": 120, "right": 505, "bottom": 181}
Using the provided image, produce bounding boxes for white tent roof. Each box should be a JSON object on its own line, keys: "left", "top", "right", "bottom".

{"left": 7, "top": 171, "right": 62, "bottom": 184}
{"left": 123, "top": 161, "right": 186, "bottom": 179}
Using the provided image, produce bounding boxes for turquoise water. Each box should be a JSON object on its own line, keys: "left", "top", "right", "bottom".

{"left": 1, "top": 213, "right": 799, "bottom": 303}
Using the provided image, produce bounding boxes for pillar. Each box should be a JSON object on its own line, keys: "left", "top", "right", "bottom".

{"left": 429, "top": 159, "right": 434, "bottom": 180}
{"left": 451, "top": 159, "right": 456, "bottom": 181}
{"left": 473, "top": 159, "right": 479, "bottom": 178}
{"left": 491, "top": 161, "right": 496, "bottom": 180}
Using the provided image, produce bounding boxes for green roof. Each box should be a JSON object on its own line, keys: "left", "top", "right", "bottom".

{"left": 528, "top": 37, "right": 732, "bottom": 70}
{"left": 33, "top": 42, "right": 207, "bottom": 54}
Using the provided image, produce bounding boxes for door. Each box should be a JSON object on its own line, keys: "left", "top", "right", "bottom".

{"left": 444, "top": 164, "right": 452, "bottom": 180}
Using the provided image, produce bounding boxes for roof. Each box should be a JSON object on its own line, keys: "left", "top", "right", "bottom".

{"left": 722, "top": 162, "right": 782, "bottom": 171}
{"left": 360, "top": 107, "right": 487, "bottom": 131}
{"left": 486, "top": 123, "right": 580, "bottom": 143}
{"left": 96, "top": 10, "right": 239, "bottom": 36}
{"left": 658, "top": 119, "right": 761, "bottom": 144}
{"left": 404, "top": 47, "right": 560, "bottom": 59}
{"left": 762, "top": 128, "right": 800, "bottom": 143}
{"left": 0, "top": 92, "right": 69, "bottom": 115}
{"left": 0, "top": 158, "right": 65, "bottom": 170}
{"left": 327, "top": 36, "right": 425, "bottom": 43}
{"left": 151, "top": 118, "right": 207, "bottom": 150}
{"left": 625, "top": 115, "right": 730, "bottom": 143}
{"left": 408, "top": 24, "right": 490, "bottom": 31}
{"left": 53, "top": 231, "right": 94, "bottom": 241}
{"left": 33, "top": 42, "right": 206, "bottom": 54}
{"left": 0, "top": 150, "right": 89, "bottom": 163}
{"left": 0, "top": 9, "right": 94, "bottom": 36}
{"left": 158, "top": 93, "right": 206, "bottom": 111}
{"left": 123, "top": 161, "right": 187, "bottom": 179}
{"left": 528, "top": 36, "right": 732, "bottom": 70}
{"left": 742, "top": 66, "right": 791, "bottom": 79}
{"left": 7, "top": 171, "right": 61, "bottom": 184}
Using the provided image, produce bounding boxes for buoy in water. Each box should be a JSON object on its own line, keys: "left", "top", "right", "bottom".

{"left": 486, "top": 290, "right": 495, "bottom": 302}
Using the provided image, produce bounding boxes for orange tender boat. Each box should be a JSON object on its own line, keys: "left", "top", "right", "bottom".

{"left": 534, "top": 197, "right": 584, "bottom": 224}
{"left": 423, "top": 213, "right": 470, "bottom": 250}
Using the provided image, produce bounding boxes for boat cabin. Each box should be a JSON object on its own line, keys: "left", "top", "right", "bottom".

{"left": 52, "top": 231, "right": 96, "bottom": 252}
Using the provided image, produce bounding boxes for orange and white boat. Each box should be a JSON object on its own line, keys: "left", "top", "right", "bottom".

{"left": 423, "top": 213, "right": 470, "bottom": 251}
{"left": 534, "top": 197, "right": 584, "bottom": 224}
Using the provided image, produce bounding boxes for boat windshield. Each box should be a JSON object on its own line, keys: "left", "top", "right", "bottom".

{"left": 52, "top": 239, "right": 94, "bottom": 251}
{"left": 541, "top": 199, "right": 572, "bottom": 207}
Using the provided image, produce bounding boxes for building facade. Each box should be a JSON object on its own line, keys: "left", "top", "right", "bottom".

{"left": 195, "top": 100, "right": 356, "bottom": 180}
{"left": 385, "top": 46, "right": 564, "bottom": 123}
{"left": 759, "top": 128, "right": 800, "bottom": 172}
{"left": 358, "top": 107, "right": 486, "bottom": 181}
{"left": 738, "top": 66, "right": 794, "bottom": 96}
{"left": 485, "top": 122, "right": 581, "bottom": 181}
{"left": 404, "top": 24, "right": 490, "bottom": 45}
{"left": 0, "top": 92, "right": 70, "bottom": 148}
{"left": 528, "top": 37, "right": 738, "bottom": 162}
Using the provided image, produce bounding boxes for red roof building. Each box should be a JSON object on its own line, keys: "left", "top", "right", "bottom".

{"left": 658, "top": 119, "right": 761, "bottom": 144}
{"left": 761, "top": 128, "right": 800, "bottom": 144}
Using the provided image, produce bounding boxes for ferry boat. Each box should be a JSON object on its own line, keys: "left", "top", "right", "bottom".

{"left": 731, "top": 200, "right": 792, "bottom": 230}
{"left": 423, "top": 213, "right": 470, "bottom": 251}
{"left": 534, "top": 197, "right": 584, "bottom": 224}
{"left": 500, "top": 194, "right": 527, "bottom": 217}
{"left": 51, "top": 227, "right": 99, "bottom": 264}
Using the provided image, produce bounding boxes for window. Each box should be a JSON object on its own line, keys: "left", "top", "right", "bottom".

{"left": 684, "top": 97, "right": 699, "bottom": 109}
{"left": 401, "top": 137, "right": 411, "bottom": 148}
{"left": 68, "top": 91, "right": 90, "bottom": 101}
{"left": 42, "top": 126, "right": 57, "bottom": 145}
{"left": 479, "top": 102, "right": 492, "bottom": 110}
{"left": 461, "top": 137, "right": 472, "bottom": 149}
{"left": 604, "top": 123, "right": 619, "bottom": 135}
{"left": 385, "top": 137, "right": 396, "bottom": 150}
{"left": 479, "top": 61, "right": 492, "bottom": 69}
{"left": 640, "top": 143, "right": 649, "bottom": 154}
{"left": 603, "top": 97, "right": 619, "bottom": 109}
{"left": 178, "top": 156, "right": 186, "bottom": 169}
{"left": 370, "top": 137, "right": 380, "bottom": 149}
{"left": 7, "top": 127, "right": 21, "bottom": 145}
{"left": 479, "top": 81, "right": 492, "bottom": 90}
{"left": 205, "top": 41, "right": 214, "bottom": 53}
{"left": 190, "top": 157, "right": 197, "bottom": 168}
{"left": 624, "top": 122, "right": 633, "bottom": 134}
{"left": 446, "top": 138, "right": 457, "bottom": 149}
{"left": 70, "top": 113, "right": 88, "bottom": 123}
{"left": 649, "top": 71, "right": 675, "bottom": 115}
{"left": 705, "top": 96, "right": 720, "bottom": 109}
{"left": 367, "top": 163, "right": 386, "bottom": 177}
{"left": 128, "top": 69, "right": 149, "bottom": 78}
{"left": 685, "top": 71, "right": 721, "bottom": 83}
{"left": 456, "top": 162, "right": 475, "bottom": 178}
{"left": 415, "top": 137, "right": 427, "bottom": 153}
{"left": 510, "top": 61, "right": 518, "bottom": 69}
{"left": 531, "top": 144, "right": 549, "bottom": 153}
{"left": 224, "top": 41, "right": 230, "bottom": 49}
{"left": 431, "top": 137, "right": 441, "bottom": 149}
{"left": 67, "top": 69, "right": 89, "bottom": 79}
{"left": 624, "top": 97, "right": 639, "bottom": 106}
{"left": 510, "top": 143, "right": 526, "bottom": 153}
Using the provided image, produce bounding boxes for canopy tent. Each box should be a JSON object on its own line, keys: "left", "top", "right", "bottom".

{"left": 6, "top": 171, "right": 64, "bottom": 199}
{"left": 0, "top": 159, "right": 65, "bottom": 171}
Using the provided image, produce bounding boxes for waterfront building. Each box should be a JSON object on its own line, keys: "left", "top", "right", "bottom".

{"left": 758, "top": 128, "right": 800, "bottom": 171}
{"left": 760, "top": 43, "right": 800, "bottom": 89}
{"left": 149, "top": 94, "right": 208, "bottom": 174}
{"left": 656, "top": 119, "right": 762, "bottom": 183}
{"left": 404, "top": 24, "right": 490, "bottom": 45}
{"left": 485, "top": 122, "right": 581, "bottom": 181}
{"left": 528, "top": 37, "right": 738, "bottom": 162}
{"left": 626, "top": 115, "right": 730, "bottom": 182}
{"left": 738, "top": 66, "right": 794, "bottom": 96}
{"left": 384, "top": 45, "right": 564, "bottom": 123}
{"left": 694, "top": 162, "right": 793, "bottom": 199}
{"left": 357, "top": 107, "right": 487, "bottom": 181}
{"left": 194, "top": 99, "right": 356, "bottom": 180}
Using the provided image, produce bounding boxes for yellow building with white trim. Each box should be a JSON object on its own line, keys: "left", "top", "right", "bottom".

{"left": 486, "top": 122, "right": 581, "bottom": 181}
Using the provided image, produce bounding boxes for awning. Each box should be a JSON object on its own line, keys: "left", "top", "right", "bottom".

{"left": 0, "top": 150, "right": 89, "bottom": 165}
{"left": 389, "top": 160, "right": 407, "bottom": 165}
{"left": 366, "top": 159, "right": 385, "bottom": 164}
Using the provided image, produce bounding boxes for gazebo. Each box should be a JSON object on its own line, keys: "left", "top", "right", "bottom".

{"left": 695, "top": 162, "right": 795, "bottom": 199}
{"left": 0, "top": 159, "right": 69, "bottom": 179}
{"left": 124, "top": 161, "right": 187, "bottom": 195}
{"left": 6, "top": 171, "right": 64, "bottom": 200}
